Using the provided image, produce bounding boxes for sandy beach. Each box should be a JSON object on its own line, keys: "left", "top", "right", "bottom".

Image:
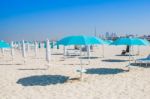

{"left": 0, "top": 45, "right": 150, "bottom": 99}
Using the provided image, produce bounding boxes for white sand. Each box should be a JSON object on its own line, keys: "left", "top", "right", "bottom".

{"left": 0, "top": 45, "right": 150, "bottom": 99}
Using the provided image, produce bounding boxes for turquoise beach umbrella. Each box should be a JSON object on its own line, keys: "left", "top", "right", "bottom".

{"left": 57, "top": 35, "right": 107, "bottom": 80}
{"left": 57, "top": 35, "right": 107, "bottom": 45}
{"left": 111, "top": 38, "right": 150, "bottom": 46}
{"left": 50, "top": 42, "right": 54, "bottom": 48}
{"left": 38, "top": 42, "right": 41, "bottom": 48}
{"left": 0, "top": 41, "right": 10, "bottom": 48}
{"left": 111, "top": 37, "right": 150, "bottom": 69}
{"left": 56, "top": 43, "right": 59, "bottom": 49}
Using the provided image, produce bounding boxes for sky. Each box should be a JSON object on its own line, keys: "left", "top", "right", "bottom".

{"left": 0, "top": 0, "right": 150, "bottom": 41}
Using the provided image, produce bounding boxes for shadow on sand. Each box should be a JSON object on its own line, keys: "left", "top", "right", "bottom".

{"left": 17, "top": 75, "right": 69, "bottom": 86}
{"left": 102, "top": 59, "right": 128, "bottom": 62}
{"left": 0, "top": 63, "right": 22, "bottom": 65}
{"left": 18, "top": 68, "right": 47, "bottom": 70}
{"left": 79, "top": 57, "right": 99, "bottom": 59}
{"left": 130, "top": 63, "right": 150, "bottom": 68}
{"left": 116, "top": 54, "right": 135, "bottom": 56}
{"left": 85, "top": 68, "right": 127, "bottom": 75}
{"left": 52, "top": 53, "right": 63, "bottom": 55}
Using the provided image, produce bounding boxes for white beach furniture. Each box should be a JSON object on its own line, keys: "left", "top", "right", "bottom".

{"left": 135, "top": 54, "right": 150, "bottom": 67}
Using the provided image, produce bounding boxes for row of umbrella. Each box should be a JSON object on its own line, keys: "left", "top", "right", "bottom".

{"left": 1, "top": 37, "right": 149, "bottom": 63}
{"left": 56, "top": 35, "right": 150, "bottom": 80}
{"left": 1, "top": 37, "right": 149, "bottom": 61}
{"left": 0, "top": 36, "right": 150, "bottom": 80}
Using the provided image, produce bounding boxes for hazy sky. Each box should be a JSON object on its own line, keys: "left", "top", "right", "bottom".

{"left": 0, "top": 0, "right": 150, "bottom": 41}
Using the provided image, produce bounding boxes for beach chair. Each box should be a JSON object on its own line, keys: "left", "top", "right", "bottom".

{"left": 135, "top": 54, "right": 150, "bottom": 67}
{"left": 121, "top": 45, "right": 130, "bottom": 55}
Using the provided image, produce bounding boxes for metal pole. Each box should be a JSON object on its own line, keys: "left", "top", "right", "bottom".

{"left": 102, "top": 45, "right": 104, "bottom": 58}
{"left": 137, "top": 46, "right": 140, "bottom": 55}
{"left": 80, "top": 59, "right": 83, "bottom": 81}
{"left": 87, "top": 45, "right": 91, "bottom": 64}
{"left": 127, "top": 45, "right": 131, "bottom": 71}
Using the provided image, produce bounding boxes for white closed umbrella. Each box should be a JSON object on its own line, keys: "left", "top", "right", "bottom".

{"left": 27, "top": 42, "right": 30, "bottom": 52}
{"left": 22, "top": 40, "right": 26, "bottom": 63}
{"left": 46, "top": 39, "right": 51, "bottom": 63}
{"left": 63, "top": 46, "right": 67, "bottom": 56}
{"left": 34, "top": 41, "right": 38, "bottom": 57}
{"left": 11, "top": 41, "right": 15, "bottom": 60}
{"left": 1, "top": 48, "right": 4, "bottom": 56}
{"left": 19, "top": 42, "right": 22, "bottom": 51}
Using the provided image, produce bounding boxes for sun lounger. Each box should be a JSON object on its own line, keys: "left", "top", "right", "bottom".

{"left": 135, "top": 54, "right": 150, "bottom": 67}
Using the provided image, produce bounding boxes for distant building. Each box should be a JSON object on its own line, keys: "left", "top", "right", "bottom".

{"left": 104, "top": 32, "right": 118, "bottom": 40}
{"left": 105, "top": 32, "right": 110, "bottom": 39}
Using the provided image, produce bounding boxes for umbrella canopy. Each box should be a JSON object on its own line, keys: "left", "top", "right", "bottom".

{"left": 57, "top": 35, "right": 107, "bottom": 46}
{"left": 0, "top": 41, "right": 11, "bottom": 48}
{"left": 111, "top": 38, "right": 150, "bottom": 46}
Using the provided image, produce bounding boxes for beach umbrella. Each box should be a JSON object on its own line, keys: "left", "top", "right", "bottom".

{"left": 46, "top": 39, "right": 51, "bottom": 65}
{"left": 56, "top": 43, "right": 59, "bottom": 49}
{"left": 57, "top": 35, "right": 107, "bottom": 45}
{"left": 50, "top": 42, "right": 54, "bottom": 49}
{"left": 57, "top": 35, "right": 107, "bottom": 58}
{"left": 111, "top": 38, "right": 150, "bottom": 46}
{"left": 111, "top": 37, "right": 150, "bottom": 68}
{"left": 22, "top": 40, "right": 26, "bottom": 63}
{"left": 0, "top": 40, "right": 10, "bottom": 55}
{"left": 18, "top": 42, "right": 22, "bottom": 51}
{"left": 0, "top": 40, "right": 10, "bottom": 48}
{"left": 11, "top": 41, "right": 15, "bottom": 60}
{"left": 57, "top": 35, "right": 107, "bottom": 80}
{"left": 34, "top": 41, "right": 38, "bottom": 57}
{"left": 44, "top": 41, "right": 46, "bottom": 48}
{"left": 57, "top": 35, "right": 108, "bottom": 58}
{"left": 38, "top": 42, "right": 41, "bottom": 48}
{"left": 27, "top": 42, "right": 30, "bottom": 52}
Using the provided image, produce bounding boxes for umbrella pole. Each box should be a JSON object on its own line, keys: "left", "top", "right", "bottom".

{"left": 63, "top": 46, "right": 66, "bottom": 59}
{"left": 127, "top": 46, "right": 131, "bottom": 71}
{"left": 2, "top": 48, "right": 4, "bottom": 56}
{"left": 102, "top": 45, "right": 104, "bottom": 58}
{"left": 80, "top": 59, "right": 83, "bottom": 81}
{"left": 80, "top": 46, "right": 82, "bottom": 56}
{"left": 137, "top": 46, "right": 140, "bottom": 55}
{"left": 87, "top": 45, "right": 90, "bottom": 64}
{"left": 35, "top": 41, "right": 38, "bottom": 58}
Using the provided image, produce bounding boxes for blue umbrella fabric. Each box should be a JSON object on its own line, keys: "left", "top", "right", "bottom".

{"left": 111, "top": 38, "right": 150, "bottom": 46}
{"left": 0, "top": 41, "right": 11, "bottom": 48}
{"left": 57, "top": 35, "right": 107, "bottom": 46}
